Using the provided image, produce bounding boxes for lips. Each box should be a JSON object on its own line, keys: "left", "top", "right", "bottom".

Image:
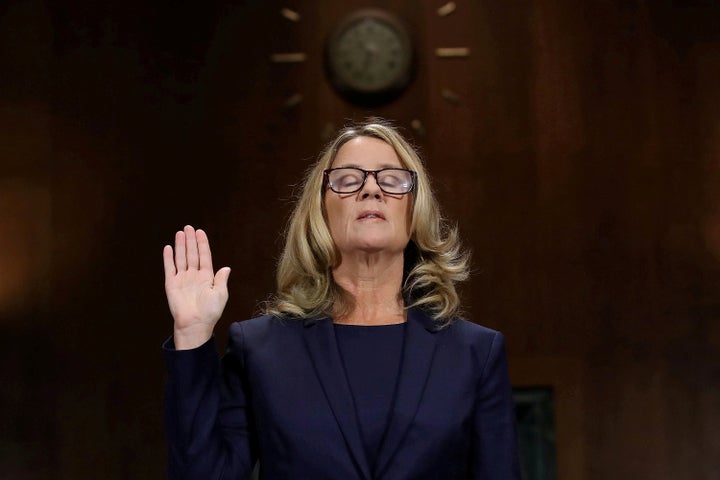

{"left": 357, "top": 210, "right": 385, "bottom": 220}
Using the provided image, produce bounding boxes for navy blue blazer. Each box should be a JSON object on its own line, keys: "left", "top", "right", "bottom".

{"left": 163, "top": 308, "right": 520, "bottom": 479}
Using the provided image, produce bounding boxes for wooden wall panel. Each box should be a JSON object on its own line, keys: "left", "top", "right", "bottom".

{"left": 1, "top": 0, "right": 719, "bottom": 478}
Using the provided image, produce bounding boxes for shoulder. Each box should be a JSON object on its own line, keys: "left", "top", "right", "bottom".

{"left": 229, "top": 314, "right": 303, "bottom": 339}
{"left": 437, "top": 318, "right": 508, "bottom": 372}
{"left": 409, "top": 308, "right": 504, "bottom": 350}
{"left": 226, "top": 314, "right": 307, "bottom": 358}
{"left": 445, "top": 317, "right": 501, "bottom": 336}
{"left": 440, "top": 317, "right": 504, "bottom": 345}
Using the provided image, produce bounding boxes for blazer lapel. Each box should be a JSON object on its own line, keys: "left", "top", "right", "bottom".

{"left": 303, "top": 317, "right": 372, "bottom": 480}
{"left": 374, "top": 308, "right": 440, "bottom": 478}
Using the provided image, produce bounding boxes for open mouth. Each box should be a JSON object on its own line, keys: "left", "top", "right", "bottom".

{"left": 358, "top": 211, "right": 385, "bottom": 220}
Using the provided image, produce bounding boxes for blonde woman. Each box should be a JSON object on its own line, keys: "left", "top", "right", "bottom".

{"left": 162, "top": 119, "right": 520, "bottom": 479}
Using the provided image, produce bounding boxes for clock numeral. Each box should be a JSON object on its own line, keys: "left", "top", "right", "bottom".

{"left": 437, "top": 2, "right": 457, "bottom": 17}
{"left": 411, "top": 119, "right": 426, "bottom": 136}
{"left": 280, "top": 7, "right": 301, "bottom": 22}
{"left": 441, "top": 88, "right": 461, "bottom": 105}
{"left": 435, "top": 47, "right": 470, "bottom": 58}
{"left": 270, "top": 53, "right": 307, "bottom": 63}
{"left": 284, "top": 93, "right": 303, "bottom": 109}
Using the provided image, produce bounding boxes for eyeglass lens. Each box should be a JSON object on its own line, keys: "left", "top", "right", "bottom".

{"left": 327, "top": 168, "right": 414, "bottom": 194}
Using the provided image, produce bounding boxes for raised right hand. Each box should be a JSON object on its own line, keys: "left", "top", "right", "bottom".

{"left": 163, "top": 225, "right": 231, "bottom": 349}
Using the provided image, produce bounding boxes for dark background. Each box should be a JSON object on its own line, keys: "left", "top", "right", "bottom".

{"left": 1, "top": 0, "right": 719, "bottom": 478}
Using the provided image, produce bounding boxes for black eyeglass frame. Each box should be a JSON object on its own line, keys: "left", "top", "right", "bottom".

{"left": 323, "top": 167, "right": 417, "bottom": 195}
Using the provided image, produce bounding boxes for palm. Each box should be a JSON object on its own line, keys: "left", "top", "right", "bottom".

{"left": 163, "top": 226, "right": 231, "bottom": 336}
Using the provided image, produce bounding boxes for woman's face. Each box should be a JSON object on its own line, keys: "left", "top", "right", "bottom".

{"left": 324, "top": 136, "right": 413, "bottom": 258}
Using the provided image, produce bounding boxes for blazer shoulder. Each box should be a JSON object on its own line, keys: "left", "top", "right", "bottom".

{"left": 445, "top": 317, "right": 504, "bottom": 343}
{"left": 229, "top": 313, "right": 301, "bottom": 333}
{"left": 442, "top": 318, "right": 508, "bottom": 373}
{"left": 229, "top": 313, "right": 272, "bottom": 332}
{"left": 227, "top": 314, "right": 304, "bottom": 354}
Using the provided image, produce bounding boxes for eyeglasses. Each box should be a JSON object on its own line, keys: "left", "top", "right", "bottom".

{"left": 323, "top": 167, "right": 416, "bottom": 195}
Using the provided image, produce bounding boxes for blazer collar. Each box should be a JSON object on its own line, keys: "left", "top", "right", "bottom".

{"left": 302, "top": 308, "right": 440, "bottom": 479}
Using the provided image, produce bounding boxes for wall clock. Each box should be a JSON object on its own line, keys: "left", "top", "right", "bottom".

{"left": 324, "top": 8, "right": 415, "bottom": 107}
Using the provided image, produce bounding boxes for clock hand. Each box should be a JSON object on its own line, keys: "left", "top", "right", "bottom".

{"left": 364, "top": 42, "right": 379, "bottom": 55}
{"left": 362, "top": 43, "right": 378, "bottom": 71}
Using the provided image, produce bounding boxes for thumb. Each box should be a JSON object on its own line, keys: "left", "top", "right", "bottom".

{"left": 214, "top": 266, "right": 231, "bottom": 290}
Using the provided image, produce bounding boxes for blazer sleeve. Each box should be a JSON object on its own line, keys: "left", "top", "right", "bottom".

{"left": 472, "top": 331, "right": 521, "bottom": 479}
{"left": 163, "top": 327, "right": 257, "bottom": 480}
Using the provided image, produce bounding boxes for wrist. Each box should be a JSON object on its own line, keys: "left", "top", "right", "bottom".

{"left": 173, "top": 324, "right": 213, "bottom": 350}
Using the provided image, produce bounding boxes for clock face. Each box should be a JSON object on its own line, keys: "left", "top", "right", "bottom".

{"left": 325, "top": 9, "right": 414, "bottom": 105}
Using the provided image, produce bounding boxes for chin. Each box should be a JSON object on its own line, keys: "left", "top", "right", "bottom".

{"left": 337, "top": 231, "right": 410, "bottom": 256}
{"left": 353, "top": 239, "right": 407, "bottom": 255}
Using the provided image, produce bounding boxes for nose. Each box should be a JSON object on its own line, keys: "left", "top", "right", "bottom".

{"left": 361, "top": 171, "right": 382, "bottom": 199}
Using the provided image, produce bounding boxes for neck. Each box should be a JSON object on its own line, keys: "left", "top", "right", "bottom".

{"left": 332, "top": 251, "right": 406, "bottom": 325}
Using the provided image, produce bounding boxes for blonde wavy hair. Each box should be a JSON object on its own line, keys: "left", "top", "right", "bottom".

{"left": 265, "top": 119, "right": 469, "bottom": 325}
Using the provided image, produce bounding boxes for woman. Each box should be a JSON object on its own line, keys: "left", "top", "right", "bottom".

{"left": 162, "top": 120, "right": 520, "bottom": 479}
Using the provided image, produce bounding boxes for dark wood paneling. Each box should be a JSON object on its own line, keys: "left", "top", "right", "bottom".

{"left": 1, "top": 1, "right": 719, "bottom": 478}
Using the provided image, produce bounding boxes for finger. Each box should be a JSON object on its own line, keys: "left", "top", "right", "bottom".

{"left": 162, "top": 245, "right": 176, "bottom": 279}
{"left": 174, "top": 230, "right": 187, "bottom": 271}
{"left": 214, "top": 266, "right": 231, "bottom": 290}
{"left": 184, "top": 225, "right": 199, "bottom": 270}
{"left": 196, "top": 229, "right": 214, "bottom": 272}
